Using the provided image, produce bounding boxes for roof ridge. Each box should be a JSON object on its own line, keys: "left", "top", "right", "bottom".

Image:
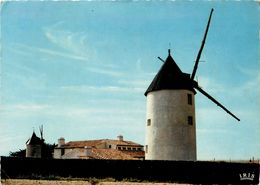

{"left": 67, "top": 139, "right": 104, "bottom": 142}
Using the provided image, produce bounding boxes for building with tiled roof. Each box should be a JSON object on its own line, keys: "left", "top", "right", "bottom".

{"left": 53, "top": 135, "right": 144, "bottom": 160}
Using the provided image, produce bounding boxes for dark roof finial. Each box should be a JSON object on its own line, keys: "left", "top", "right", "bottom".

{"left": 168, "top": 49, "right": 171, "bottom": 56}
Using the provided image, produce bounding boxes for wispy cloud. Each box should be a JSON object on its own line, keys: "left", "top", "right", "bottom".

{"left": 0, "top": 102, "right": 145, "bottom": 127}
{"left": 6, "top": 46, "right": 34, "bottom": 57}
{"left": 38, "top": 47, "right": 88, "bottom": 61}
{"left": 0, "top": 104, "right": 51, "bottom": 114}
{"left": 239, "top": 68, "right": 260, "bottom": 94}
{"left": 237, "top": 65, "right": 259, "bottom": 77}
{"left": 43, "top": 22, "right": 132, "bottom": 77}
{"left": 9, "top": 43, "right": 89, "bottom": 62}
{"left": 3, "top": 67, "right": 47, "bottom": 92}
{"left": 197, "top": 67, "right": 260, "bottom": 102}
{"left": 232, "top": 69, "right": 260, "bottom": 104}
{"left": 12, "top": 104, "right": 50, "bottom": 111}
{"left": 9, "top": 42, "right": 126, "bottom": 78}
{"left": 61, "top": 85, "right": 144, "bottom": 94}
{"left": 118, "top": 79, "right": 150, "bottom": 88}
{"left": 196, "top": 76, "right": 226, "bottom": 94}
{"left": 196, "top": 107, "right": 238, "bottom": 125}
{"left": 44, "top": 22, "right": 94, "bottom": 61}
{"left": 87, "top": 67, "right": 124, "bottom": 77}
{"left": 197, "top": 128, "right": 228, "bottom": 134}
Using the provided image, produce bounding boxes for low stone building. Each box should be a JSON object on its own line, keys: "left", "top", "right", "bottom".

{"left": 53, "top": 135, "right": 144, "bottom": 160}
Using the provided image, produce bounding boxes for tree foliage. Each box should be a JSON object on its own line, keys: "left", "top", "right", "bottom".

{"left": 9, "top": 143, "right": 56, "bottom": 158}
{"left": 42, "top": 143, "right": 56, "bottom": 158}
{"left": 9, "top": 149, "right": 26, "bottom": 157}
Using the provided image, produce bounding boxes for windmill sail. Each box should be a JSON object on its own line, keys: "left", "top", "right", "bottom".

{"left": 39, "top": 125, "right": 44, "bottom": 140}
{"left": 193, "top": 82, "right": 240, "bottom": 121}
{"left": 191, "top": 8, "right": 214, "bottom": 80}
{"left": 158, "top": 56, "right": 165, "bottom": 63}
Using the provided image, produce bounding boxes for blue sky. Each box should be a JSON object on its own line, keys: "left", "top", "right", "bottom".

{"left": 0, "top": 1, "right": 259, "bottom": 160}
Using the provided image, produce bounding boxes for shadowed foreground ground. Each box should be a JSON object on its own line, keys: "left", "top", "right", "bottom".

{"left": 1, "top": 179, "right": 189, "bottom": 185}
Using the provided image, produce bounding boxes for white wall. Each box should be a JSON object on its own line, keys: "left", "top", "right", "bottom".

{"left": 145, "top": 89, "right": 196, "bottom": 161}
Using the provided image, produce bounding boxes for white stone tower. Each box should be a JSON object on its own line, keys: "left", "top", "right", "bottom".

{"left": 145, "top": 50, "right": 196, "bottom": 161}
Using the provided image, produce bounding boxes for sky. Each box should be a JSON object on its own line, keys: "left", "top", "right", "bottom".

{"left": 0, "top": 1, "right": 259, "bottom": 160}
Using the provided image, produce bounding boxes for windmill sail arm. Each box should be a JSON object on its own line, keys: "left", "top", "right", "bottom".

{"left": 194, "top": 84, "right": 240, "bottom": 121}
{"left": 158, "top": 56, "right": 165, "bottom": 63}
{"left": 191, "top": 8, "right": 214, "bottom": 80}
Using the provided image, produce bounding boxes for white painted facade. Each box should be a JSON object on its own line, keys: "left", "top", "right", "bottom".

{"left": 145, "top": 89, "right": 196, "bottom": 161}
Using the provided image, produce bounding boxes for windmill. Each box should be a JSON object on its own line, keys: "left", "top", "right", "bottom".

{"left": 26, "top": 125, "right": 44, "bottom": 158}
{"left": 144, "top": 8, "right": 240, "bottom": 161}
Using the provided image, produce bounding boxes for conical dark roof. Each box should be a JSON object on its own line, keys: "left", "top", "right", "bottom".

{"left": 26, "top": 132, "right": 43, "bottom": 145}
{"left": 145, "top": 52, "right": 195, "bottom": 96}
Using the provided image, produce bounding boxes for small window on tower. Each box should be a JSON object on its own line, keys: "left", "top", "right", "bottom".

{"left": 188, "top": 94, "right": 192, "bottom": 105}
{"left": 145, "top": 145, "right": 148, "bottom": 153}
{"left": 147, "top": 119, "right": 151, "bottom": 126}
{"left": 188, "top": 116, "right": 193, "bottom": 125}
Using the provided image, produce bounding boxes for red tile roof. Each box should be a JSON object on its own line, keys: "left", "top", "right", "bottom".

{"left": 61, "top": 139, "right": 143, "bottom": 148}
{"left": 121, "top": 150, "right": 145, "bottom": 159}
{"left": 63, "top": 139, "right": 104, "bottom": 148}
{"left": 79, "top": 148, "right": 144, "bottom": 160}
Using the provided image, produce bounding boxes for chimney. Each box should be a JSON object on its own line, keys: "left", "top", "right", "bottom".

{"left": 117, "top": 135, "right": 123, "bottom": 141}
{"left": 58, "top": 137, "right": 65, "bottom": 147}
{"left": 84, "top": 146, "right": 92, "bottom": 157}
